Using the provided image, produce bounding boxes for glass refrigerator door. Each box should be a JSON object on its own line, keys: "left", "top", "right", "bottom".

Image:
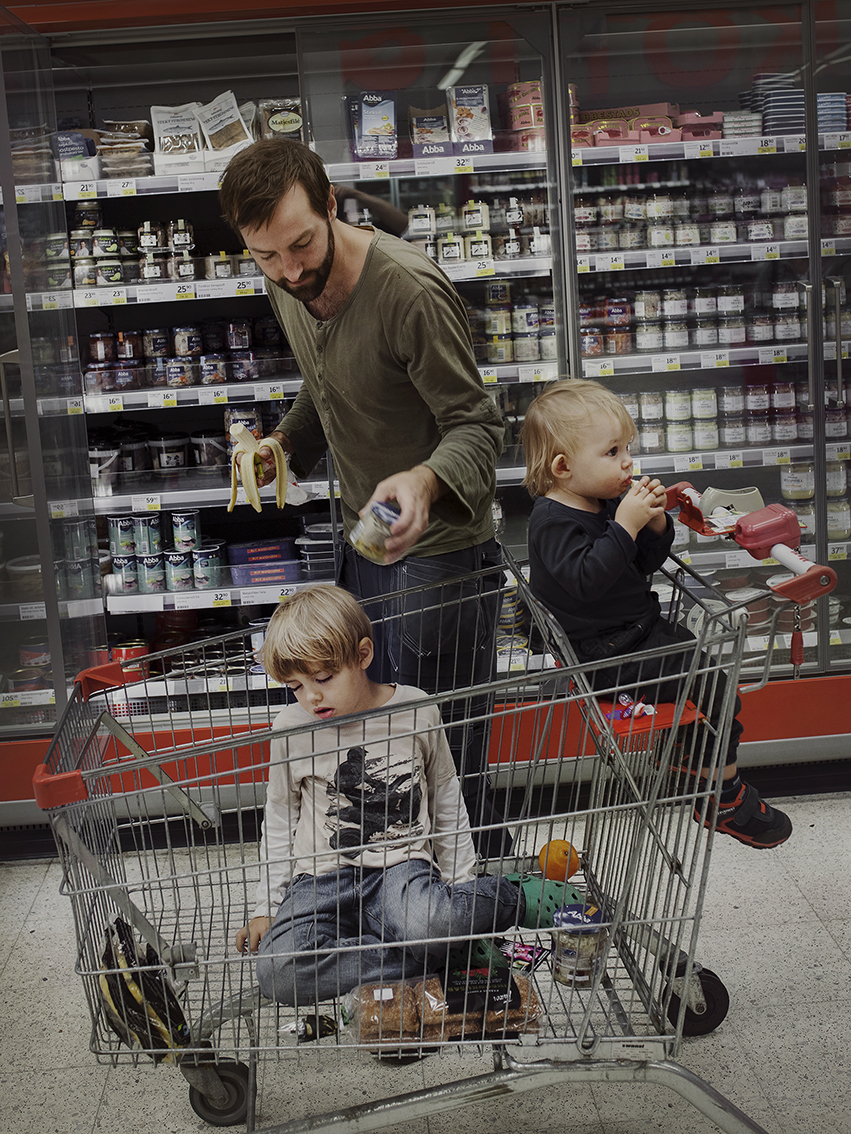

{"left": 814, "top": 2, "right": 851, "bottom": 669}
{"left": 556, "top": 4, "right": 832, "bottom": 680}
{"left": 0, "top": 13, "right": 105, "bottom": 735}
{"left": 296, "top": 11, "right": 566, "bottom": 554}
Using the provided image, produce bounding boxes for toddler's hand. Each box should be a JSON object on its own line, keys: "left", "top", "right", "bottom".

{"left": 616, "top": 476, "right": 667, "bottom": 538}
{"left": 236, "top": 916, "right": 271, "bottom": 954}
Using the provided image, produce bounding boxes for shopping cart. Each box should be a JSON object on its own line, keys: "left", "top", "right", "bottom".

{"left": 35, "top": 546, "right": 825, "bottom": 1134}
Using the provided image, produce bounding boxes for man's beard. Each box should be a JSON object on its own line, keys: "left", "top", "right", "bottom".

{"left": 276, "top": 220, "right": 335, "bottom": 305}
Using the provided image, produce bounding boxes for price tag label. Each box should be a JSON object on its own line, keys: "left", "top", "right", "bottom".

{"left": 214, "top": 677, "right": 234, "bottom": 693}
{"left": 690, "top": 246, "right": 720, "bottom": 265}
{"left": 15, "top": 184, "right": 41, "bottom": 204}
{"left": 20, "top": 602, "right": 47, "bottom": 621}
{"left": 50, "top": 499, "right": 79, "bottom": 519}
{"left": 454, "top": 156, "right": 474, "bottom": 174}
{"left": 674, "top": 454, "right": 704, "bottom": 472}
{"left": 174, "top": 591, "right": 208, "bottom": 611}
{"left": 212, "top": 591, "right": 232, "bottom": 608}
{"left": 594, "top": 252, "right": 625, "bottom": 271}
{"left": 0, "top": 692, "right": 21, "bottom": 708}
{"left": 758, "top": 347, "right": 787, "bottom": 365}
{"left": 177, "top": 172, "right": 220, "bottom": 193}
{"left": 684, "top": 141, "right": 714, "bottom": 160}
{"left": 147, "top": 390, "right": 178, "bottom": 409}
{"left": 67, "top": 397, "right": 84, "bottom": 416}
{"left": 362, "top": 162, "right": 390, "bottom": 179}
{"left": 479, "top": 366, "right": 498, "bottom": 385}
{"left": 107, "top": 394, "right": 124, "bottom": 413}
{"left": 51, "top": 183, "right": 63, "bottom": 201}
{"left": 279, "top": 585, "right": 298, "bottom": 601}
{"left": 577, "top": 255, "right": 591, "bottom": 274}
{"left": 234, "top": 278, "right": 256, "bottom": 297}
{"left": 413, "top": 157, "right": 453, "bottom": 178}
{"left": 76, "top": 289, "right": 102, "bottom": 308}
{"left": 517, "top": 364, "right": 551, "bottom": 383}
{"left": 700, "top": 350, "right": 729, "bottom": 368}
{"left": 175, "top": 282, "right": 196, "bottom": 300}
{"left": 824, "top": 340, "right": 837, "bottom": 361}
{"left": 131, "top": 494, "right": 162, "bottom": 512}
{"left": 827, "top": 442, "right": 851, "bottom": 462}
{"left": 620, "top": 144, "right": 649, "bottom": 163}
{"left": 825, "top": 132, "right": 851, "bottom": 151}
{"left": 828, "top": 543, "right": 848, "bottom": 561}
{"left": 199, "top": 387, "right": 229, "bottom": 405}
{"left": 583, "top": 359, "right": 614, "bottom": 378}
{"left": 75, "top": 182, "right": 98, "bottom": 199}
{"left": 41, "top": 292, "right": 73, "bottom": 310}
{"left": 830, "top": 629, "right": 843, "bottom": 646}
{"left": 267, "top": 383, "right": 284, "bottom": 401}
{"left": 751, "top": 243, "right": 780, "bottom": 261}
{"left": 822, "top": 238, "right": 837, "bottom": 257}
{"left": 757, "top": 136, "right": 777, "bottom": 155}
{"left": 725, "top": 550, "right": 753, "bottom": 569}
{"left": 715, "top": 451, "right": 744, "bottom": 469}
{"left": 784, "top": 135, "right": 806, "bottom": 152}
{"left": 763, "top": 448, "right": 791, "bottom": 465}
{"left": 571, "top": 149, "right": 583, "bottom": 166}
{"left": 652, "top": 354, "right": 681, "bottom": 372}
{"left": 720, "top": 138, "right": 758, "bottom": 157}
{"left": 475, "top": 258, "right": 496, "bottom": 277}
{"left": 106, "top": 179, "right": 138, "bottom": 197}
{"left": 136, "top": 282, "right": 172, "bottom": 304}
{"left": 238, "top": 587, "right": 271, "bottom": 606}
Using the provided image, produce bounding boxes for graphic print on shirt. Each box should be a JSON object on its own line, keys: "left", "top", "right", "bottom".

{"left": 325, "top": 745, "right": 423, "bottom": 852}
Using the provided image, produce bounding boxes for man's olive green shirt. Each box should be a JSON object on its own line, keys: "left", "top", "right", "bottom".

{"left": 266, "top": 228, "right": 503, "bottom": 557}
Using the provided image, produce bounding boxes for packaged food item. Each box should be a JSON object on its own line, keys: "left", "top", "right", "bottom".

{"left": 258, "top": 98, "right": 304, "bottom": 140}
{"left": 447, "top": 84, "right": 493, "bottom": 147}
{"left": 349, "top": 500, "right": 402, "bottom": 565}
{"left": 347, "top": 90, "right": 397, "bottom": 160}
{"left": 194, "top": 89, "right": 252, "bottom": 151}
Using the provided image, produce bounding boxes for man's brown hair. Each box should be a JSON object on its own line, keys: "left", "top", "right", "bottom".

{"left": 219, "top": 138, "right": 331, "bottom": 234}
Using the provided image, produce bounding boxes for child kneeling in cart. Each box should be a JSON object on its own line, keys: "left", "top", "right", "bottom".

{"left": 237, "top": 585, "right": 556, "bottom": 1006}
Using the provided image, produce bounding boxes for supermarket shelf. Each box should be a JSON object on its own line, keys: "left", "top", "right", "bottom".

{"left": 441, "top": 255, "right": 552, "bottom": 282}
{"left": 571, "top": 133, "right": 818, "bottom": 168}
{"left": 26, "top": 275, "right": 266, "bottom": 311}
{"left": 0, "top": 689, "right": 56, "bottom": 710}
{"left": 81, "top": 375, "right": 301, "bottom": 413}
{"left": 496, "top": 443, "right": 816, "bottom": 484}
{"left": 582, "top": 341, "right": 808, "bottom": 377}
{"left": 106, "top": 579, "right": 306, "bottom": 614}
{"left": 91, "top": 472, "right": 334, "bottom": 514}
{"left": 579, "top": 239, "right": 811, "bottom": 274}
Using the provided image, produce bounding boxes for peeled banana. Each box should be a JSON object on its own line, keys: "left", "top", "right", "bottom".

{"left": 228, "top": 423, "right": 288, "bottom": 513}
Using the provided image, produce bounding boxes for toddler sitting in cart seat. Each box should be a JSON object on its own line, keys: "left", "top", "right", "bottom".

{"left": 236, "top": 585, "right": 552, "bottom": 1006}
{"left": 521, "top": 379, "right": 792, "bottom": 850}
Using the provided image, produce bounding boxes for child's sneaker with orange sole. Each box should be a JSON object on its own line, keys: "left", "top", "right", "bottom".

{"left": 697, "top": 781, "right": 792, "bottom": 848}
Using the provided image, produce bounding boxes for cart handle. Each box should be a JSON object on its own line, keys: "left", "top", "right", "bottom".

{"left": 665, "top": 482, "right": 837, "bottom": 604}
{"left": 73, "top": 661, "right": 133, "bottom": 701}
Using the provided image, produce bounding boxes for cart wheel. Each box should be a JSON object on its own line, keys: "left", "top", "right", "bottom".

{"left": 188, "top": 1061, "right": 252, "bottom": 1127}
{"left": 666, "top": 968, "right": 730, "bottom": 1036}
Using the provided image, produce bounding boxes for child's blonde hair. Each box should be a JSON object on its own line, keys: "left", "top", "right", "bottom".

{"left": 522, "top": 379, "right": 635, "bottom": 497}
{"left": 260, "top": 585, "right": 373, "bottom": 683}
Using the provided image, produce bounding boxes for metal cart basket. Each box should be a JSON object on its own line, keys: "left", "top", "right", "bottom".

{"left": 36, "top": 550, "right": 802, "bottom": 1134}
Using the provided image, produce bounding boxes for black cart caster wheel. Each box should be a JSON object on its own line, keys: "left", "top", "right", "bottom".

{"left": 666, "top": 967, "right": 730, "bottom": 1036}
{"left": 188, "top": 1060, "right": 252, "bottom": 1127}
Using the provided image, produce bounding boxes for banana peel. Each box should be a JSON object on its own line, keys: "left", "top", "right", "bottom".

{"left": 228, "top": 422, "right": 288, "bottom": 513}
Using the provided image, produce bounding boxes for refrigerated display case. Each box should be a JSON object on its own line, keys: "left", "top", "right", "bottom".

{"left": 556, "top": 3, "right": 851, "bottom": 699}
{"left": 0, "top": 7, "right": 568, "bottom": 821}
{"left": 1, "top": 2, "right": 849, "bottom": 825}
{"left": 0, "top": 9, "right": 105, "bottom": 771}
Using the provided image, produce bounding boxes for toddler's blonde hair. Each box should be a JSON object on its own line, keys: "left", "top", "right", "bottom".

{"left": 260, "top": 585, "right": 373, "bottom": 682}
{"left": 522, "top": 379, "right": 635, "bottom": 497}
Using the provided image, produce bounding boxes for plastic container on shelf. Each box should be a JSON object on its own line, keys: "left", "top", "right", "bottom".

{"left": 148, "top": 432, "right": 190, "bottom": 472}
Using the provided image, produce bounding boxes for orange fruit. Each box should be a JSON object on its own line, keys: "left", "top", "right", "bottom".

{"left": 538, "top": 839, "right": 580, "bottom": 880}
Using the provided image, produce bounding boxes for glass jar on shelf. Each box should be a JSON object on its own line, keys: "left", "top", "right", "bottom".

{"left": 718, "top": 316, "right": 746, "bottom": 346}
{"left": 717, "top": 284, "right": 745, "bottom": 314}
{"left": 827, "top": 460, "right": 849, "bottom": 497}
{"left": 693, "top": 419, "right": 719, "bottom": 450}
{"left": 780, "top": 461, "right": 815, "bottom": 501}
{"left": 664, "top": 388, "right": 691, "bottom": 421}
{"left": 690, "top": 287, "right": 717, "bottom": 317}
{"left": 646, "top": 220, "right": 675, "bottom": 248}
{"left": 825, "top": 407, "right": 848, "bottom": 439}
{"left": 691, "top": 387, "right": 718, "bottom": 419}
{"left": 666, "top": 420, "right": 693, "bottom": 452}
{"left": 634, "top": 289, "right": 662, "bottom": 321}
{"left": 746, "top": 411, "right": 773, "bottom": 446}
{"left": 638, "top": 390, "right": 664, "bottom": 421}
{"left": 771, "top": 411, "right": 798, "bottom": 443}
{"left": 826, "top": 496, "right": 851, "bottom": 541}
{"left": 745, "top": 381, "right": 771, "bottom": 413}
{"left": 719, "top": 384, "right": 745, "bottom": 414}
{"left": 690, "top": 319, "right": 719, "bottom": 347}
{"left": 663, "top": 319, "right": 689, "bottom": 350}
{"left": 719, "top": 413, "right": 747, "bottom": 447}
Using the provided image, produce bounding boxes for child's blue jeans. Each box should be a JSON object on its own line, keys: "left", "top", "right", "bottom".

{"left": 255, "top": 861, "right": 522, "bottom": 1006}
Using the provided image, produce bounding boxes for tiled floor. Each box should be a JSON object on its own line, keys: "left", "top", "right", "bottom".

{"left": 2, "top": 791, "right": 849, "bottom": 1134}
